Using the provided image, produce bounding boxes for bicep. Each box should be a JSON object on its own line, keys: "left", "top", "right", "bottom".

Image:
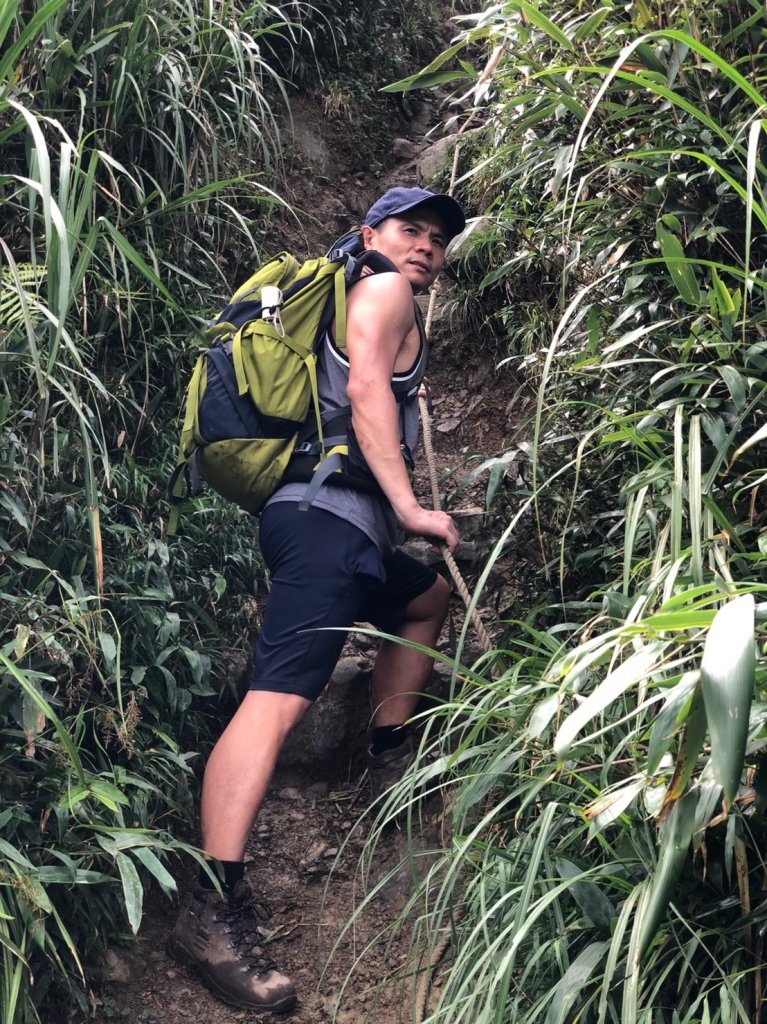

{"left": 344, "top": 276, "right": 414, "bottom": 389}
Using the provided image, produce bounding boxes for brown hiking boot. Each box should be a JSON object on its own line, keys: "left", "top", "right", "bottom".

{"left": 167, "top": 879, "right": 296, "bottom": 1014}
{"left": 367, "top": 733, "right": 416, "bottom": 803}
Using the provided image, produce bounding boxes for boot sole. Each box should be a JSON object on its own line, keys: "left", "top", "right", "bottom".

{"left": 167, "top": 933, "right": 297, "bottom": 1015}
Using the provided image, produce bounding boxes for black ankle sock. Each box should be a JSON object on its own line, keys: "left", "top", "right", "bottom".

{"left": 199, "top": 859, "right": 244, "bottom": 895}
{"left": 371, "top": 724, "right": 409, "bottom": 756}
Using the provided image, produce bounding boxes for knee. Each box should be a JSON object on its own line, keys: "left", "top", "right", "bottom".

{"left": 431, "top": 573, "right": 450, "bottom": 619}
{"left": 240, "top": 690, "right": 312, "bottom": 743}
{"left": 409, "top": 573, "right": 450, "bottom": 624}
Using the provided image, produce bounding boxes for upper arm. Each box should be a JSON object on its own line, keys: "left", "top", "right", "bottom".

{"left": 344, "top": 273, "right": 415, "bottom": 392}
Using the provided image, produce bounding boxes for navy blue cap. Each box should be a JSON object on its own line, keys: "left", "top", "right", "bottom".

{"left": 364, "top": 187, "right": 466, "bottom": 241}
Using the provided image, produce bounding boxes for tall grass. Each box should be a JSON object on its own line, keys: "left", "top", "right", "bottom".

{"left": 358, "top": 2, "right": 767, "bottom": 1021}
{"left": 0, "top": 0, "right": 311, "bottom": 1017}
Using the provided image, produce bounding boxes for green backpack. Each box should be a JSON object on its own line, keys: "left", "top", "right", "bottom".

{"left": 167, "top": 240, "right": 394, "bottom": 528}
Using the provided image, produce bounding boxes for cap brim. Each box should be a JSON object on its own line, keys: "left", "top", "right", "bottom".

{"left": 396, "top": 193, "right": 466, "bottom": 241}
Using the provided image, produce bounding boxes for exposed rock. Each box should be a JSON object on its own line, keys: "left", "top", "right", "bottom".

{"left": 400, "top": 539, "right": 442, "bottom": 566}
{"left": 288, "top": 109, "right": 333, "bottom": 172}
{"left": 436, "top": 417, "right": 461, "bottom": 433}
{"left": 330, "top": 656, "right": 365, "bottom": 688}
{"left": 102, "top": 946, "right": 146, "bottom": 984}
{"left": 452, "top": 506, "right": 488, "bottom": 539}
{"left": 454, "top": 540, "right": 480, "bottom": 566}
{"left": 220, "top": 646, "right": 250, "bottom": 689}
{"left": 278, "top": 786, "right": 303, "bottom": 801}
{"left": 302, "top": 840, "right": 328, "bottom": 866}
{"left": 277, "top": 656, "right": 371, "bottom": 767}
{"left": 306, "top": 780, "right": 329, "bottom": 798}
{"left": 417, "top": 134, "right": 458, "bottom": 182}
{"left": 391, "top": 137, "right": 419, "bottom": 162}
{"left": 347, "top": 189, "right": 370, "bottom": 218}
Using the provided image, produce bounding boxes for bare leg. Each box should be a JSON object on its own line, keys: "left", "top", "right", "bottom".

{"left": 370, "top": 575, "right": 450, "bottom": 726}
{"left": 200, "top": 690, "right": 311, "bottom": 861}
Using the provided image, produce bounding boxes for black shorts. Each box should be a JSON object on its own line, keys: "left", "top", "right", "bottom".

{"left": 250, "top": 501, "right": 438, "bottom": 701}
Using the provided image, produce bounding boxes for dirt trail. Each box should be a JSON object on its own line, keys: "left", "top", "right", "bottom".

{"left": 88, "top": 83, "right": 511, "bottom": 1024}
{"left": 97, "top": 762, "right": 450, "bottom": 1024}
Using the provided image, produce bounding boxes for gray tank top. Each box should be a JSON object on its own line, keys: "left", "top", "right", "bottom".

{"left": 266, "top": 322, "right": 426, "bottom": 555}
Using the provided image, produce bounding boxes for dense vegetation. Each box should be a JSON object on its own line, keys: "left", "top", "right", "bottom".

{"left": 0, "top": 0, "right": 440, "bottom": 1019}
{"left": 4, "top": 0, "right": 767, "bottom": 1021}
{"left": 367, "top": 2, "right": 767, "bottom": 1022}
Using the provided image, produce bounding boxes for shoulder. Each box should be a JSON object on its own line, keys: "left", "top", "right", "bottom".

{"left": 348, "top": 270, "right": 413, "bottom": 305}
{"left": 348, "top": 270, "right": 415, "bottom": 329}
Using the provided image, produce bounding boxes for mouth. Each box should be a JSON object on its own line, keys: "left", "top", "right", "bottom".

{"left": 408, "top": 260, "right": 431, "bottom": 274}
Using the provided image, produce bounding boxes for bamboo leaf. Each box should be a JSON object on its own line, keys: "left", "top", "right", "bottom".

{"left": 544, "top": 941, "right": 609, "bottom": 1024}
{"left": 637, "top": 790, "right": 697, "bottom": 958}
{"left": 0, "top": 652, "right": 85, "bottom": 784}
{"left": 586, "top": 779, "right": 643, "bottom": 837}
{"left": 656, "top": 223, "right": 701, "bottom": 305}
{"left": 647, "top": 672, "right": 698, "bottom": 774}
{"left": 635, "top": 42, "right": 666, "bottom": 74}
{"left": 700, "top": 595, "right": 755, "bottom": 805}
{"left": 380, "top": 39, "right": 473, "bottom": 92}
{"left": 731, "top": 420, "right": 767, "bottom": 464}
{"left": 717, "top": 366, "right": 747, "bottom": 412}
{"left": 511, "top": 0, "right": 573, "bottom": 50}
{"left": 115, "top": 852, "right": 143, "bottom": 934}
{"left": 712, "top": 267, "right": 736, "bottom": 314}
{"left": 526, "top": 692, "right": 560, "bottom": 739}
{"left": 129, "top": 847, "right": 177, "bottom": 897}
{"left": 663, "top": 680, "right": 707, "bottom": 805}
{"left": 555, "top": 642, "right": 664, "bottom": 758}
{"left": 555, "top": 860, "right": 616, "bottom": 931}
{"left": 385, "top": 69, "right": 476, "bottom": 92}
{"left": 573, "top": 7, "right": 611, "bottom": 42}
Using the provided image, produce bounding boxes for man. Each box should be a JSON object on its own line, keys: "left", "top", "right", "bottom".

{"left": 168, "top": 187, "right": 466, "bottom": 1013}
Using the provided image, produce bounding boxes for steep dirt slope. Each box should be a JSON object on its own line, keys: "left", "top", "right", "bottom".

{"left": 86, "top": 79, "right": 519, "bottom": 1024}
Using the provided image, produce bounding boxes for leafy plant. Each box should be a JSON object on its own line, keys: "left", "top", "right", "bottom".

{"left": 0, "top": 0, "right": 309, "bottom": 1017}
{"left": 350, "top": 2, "right": 767, "bottom": 1022}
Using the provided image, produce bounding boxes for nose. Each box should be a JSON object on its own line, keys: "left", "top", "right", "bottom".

{"left": 415, "top": 233, "right": 433, "bottom": 255}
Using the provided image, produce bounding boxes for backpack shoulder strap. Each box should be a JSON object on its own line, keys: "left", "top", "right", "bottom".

{"left": 317, "top": 249, "right": 400, "bottom": 348}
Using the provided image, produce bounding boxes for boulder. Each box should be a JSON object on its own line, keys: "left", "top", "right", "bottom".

{"left": 417, "top": 135, "right": 458, "bottom": 183}
{"left": 278, "top": 656, "right": 371, "bottom": 766}
{"left": 391, "top": 137, "right": 419, "bottom": 162}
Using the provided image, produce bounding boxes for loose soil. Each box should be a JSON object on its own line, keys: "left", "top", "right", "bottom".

{"left": 96, "top": 768, "right": 452, "bottom": 1024}
{"left": 87, "top": 60, "right": 528, "bottom": 1024}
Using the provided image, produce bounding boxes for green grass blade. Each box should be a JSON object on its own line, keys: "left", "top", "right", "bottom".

{"left": 0, "top": 0, "right": 70, "bottom": 98}
{"left": 688, "top": 416, "right": 702, "bottom": 586}
{"left": 671, "top": 405, "right": 683, "bottom": 564}
{"left": 623, "top": 484, "right": 649, "bottom": 595}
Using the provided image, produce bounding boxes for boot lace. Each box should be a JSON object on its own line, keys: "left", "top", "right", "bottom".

{"left": 216, "top": 896, "right": 277, "bottom": 975}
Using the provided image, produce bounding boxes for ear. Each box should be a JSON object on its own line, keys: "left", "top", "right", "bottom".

{"left": 360, "top": 224, "right": 377, "bottom": 250}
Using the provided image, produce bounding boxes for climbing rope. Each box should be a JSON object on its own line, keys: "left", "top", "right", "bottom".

{"left": 412, "top": 113, "right": 496, "bottom": 1024}
{"left": 417, "top": 113, "right": 494, "bottom": 657}
{"left": 418, "top": 390, "right": 494, "bottom": 654}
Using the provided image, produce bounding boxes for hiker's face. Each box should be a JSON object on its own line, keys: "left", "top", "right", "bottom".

{"left": 362, "top": 211, "right": 447, "bottom": 290}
